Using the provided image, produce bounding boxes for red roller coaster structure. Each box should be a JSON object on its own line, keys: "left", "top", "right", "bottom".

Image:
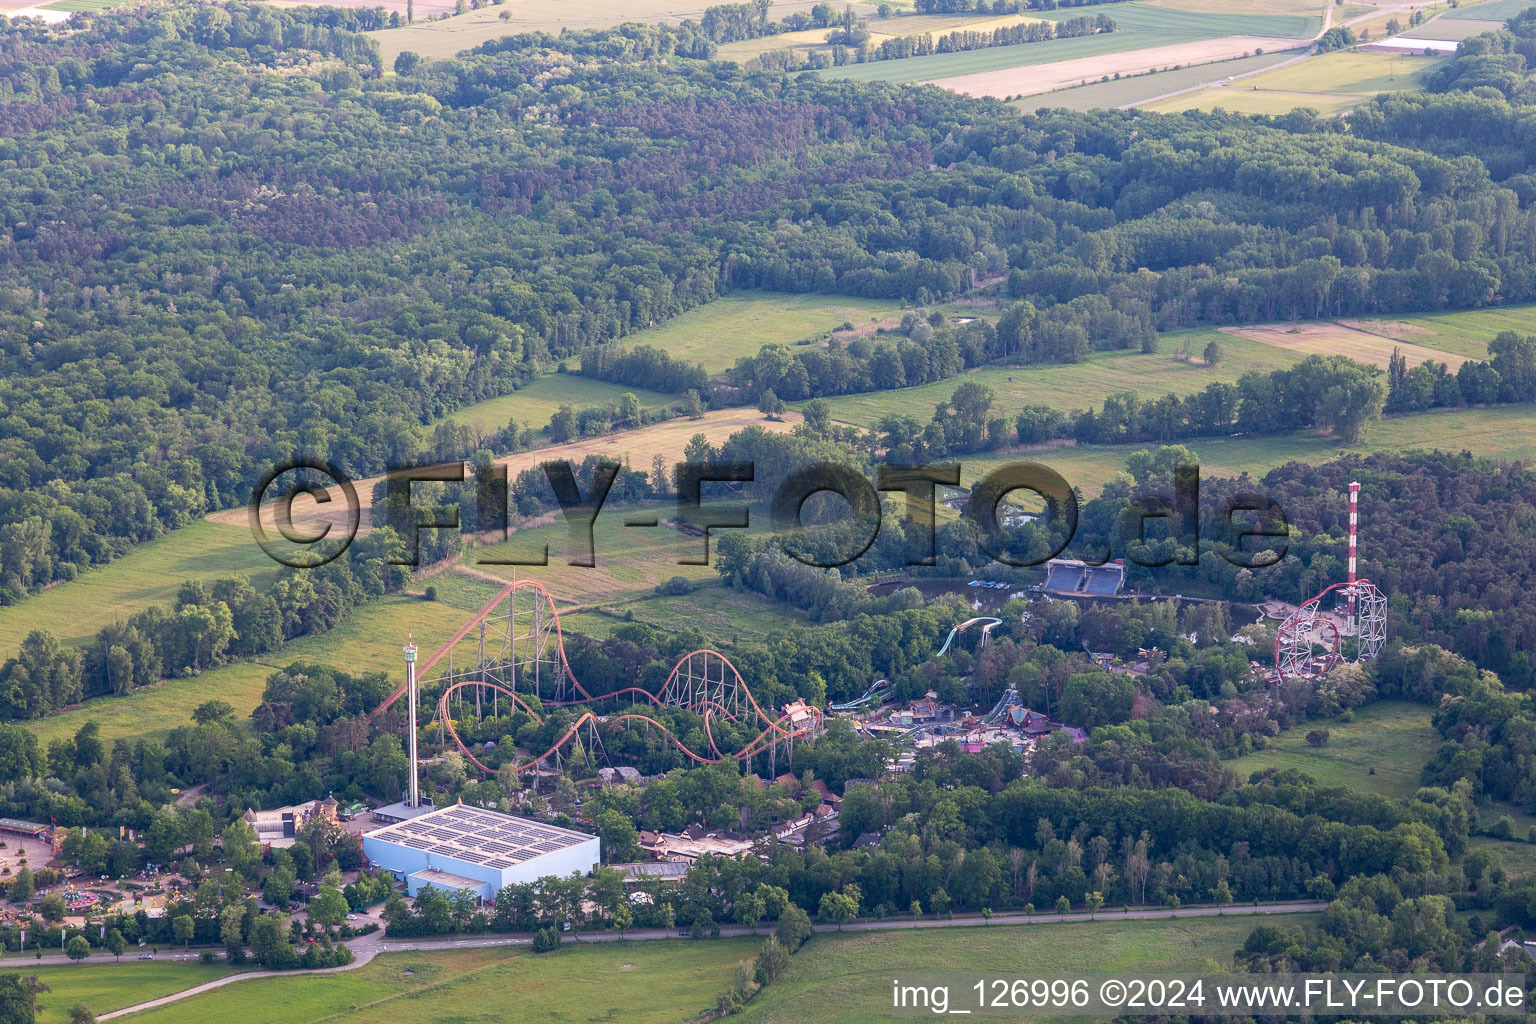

{"left": 370, "top": 580, "right": 821, "bottom": 778}
{"left": 1273, "top": 481, "right": 1388, "bottom": 681}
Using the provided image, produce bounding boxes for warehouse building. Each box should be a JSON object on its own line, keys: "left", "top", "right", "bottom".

{"left": 362, "top": 804, "right": 600, "bottom": 901}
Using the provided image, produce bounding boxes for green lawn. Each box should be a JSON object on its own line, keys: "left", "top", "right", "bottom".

{"left": 597, "top": 291, "right": 904, "bottom": 374}
{"left": 442, "top": 375, "right": 673, "bottom": 437}
{"left": 0, "top": 520, "right": 277, "bottom": 652}
{"left": 805, "top": 329, "right": 1300, "bottom": 429}
{"left": 108, "top": 915, "right": 1312, "bottom": 1024}
{"left": 744, "top": 914, "right": 1317, "bottom": 1023}
{"left": 16, "top": 961, "right": 238, "bottom": 1023}
{"left": 126, "top": 942, "right": 756, "bottom": 1024}
{"left": 1225, "top": 701, "right": 1438, "bottom": 801}
{"left": 1035, "top": 50, "right": 1301, "bottom": 111}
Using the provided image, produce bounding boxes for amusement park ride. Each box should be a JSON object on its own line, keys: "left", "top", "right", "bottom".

{"left": 369, "top": 580, "right": 821, "bottom": 780}
{"left": 1273, "top": 481, "right": 1388, "bottom": 680}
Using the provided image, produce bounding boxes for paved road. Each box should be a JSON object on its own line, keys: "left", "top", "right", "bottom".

{"left": 86, "top": 901, "right": 1326, "bottom": 1020}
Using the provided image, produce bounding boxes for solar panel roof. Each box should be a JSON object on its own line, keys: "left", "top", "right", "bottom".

{"left": 366, "top": 805, "right": 594, "bottom": 866}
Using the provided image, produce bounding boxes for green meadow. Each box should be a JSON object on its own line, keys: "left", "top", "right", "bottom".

{"left": 0, "top": 519, "right": 276, "bottom": 653}
{"left": 1225, "top": 700, "right": 1439, "bottom": 801}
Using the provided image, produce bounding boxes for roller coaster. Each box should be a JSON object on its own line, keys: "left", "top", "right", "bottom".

{"left": 1274, "top": 483, "right": 1388, "bottom": 681}
{"left": 1274, "top": 578, "right": 1387, "bottom": 680}
{"left": 370, "top": 580, "right": 821, "bottom": 778}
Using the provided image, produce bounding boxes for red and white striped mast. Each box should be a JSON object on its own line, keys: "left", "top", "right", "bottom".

{"left": 1346, "top": 481, "right": 1360, "bottom": 631}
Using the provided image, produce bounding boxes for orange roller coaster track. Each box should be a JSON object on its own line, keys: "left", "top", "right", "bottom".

{"left": 371, "top": 580, "right": 820, "bottom": 775}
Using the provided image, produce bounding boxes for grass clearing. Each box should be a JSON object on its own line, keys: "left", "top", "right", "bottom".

{"left": 1354, "top": 301, "right": 1536, "bottom": 357}
{"left": 441, "top": 375, "right": 673, "bottom": 437}
{"left": 1035, "top": 50, "right": 1300, "bottom": 110}
{"left": 806, "top": 329, "right": 1300, "bottom": 429}
{"left": 960, "top": 404, "right": 1536, "bottom": 504}
{"left": 1469, "top": 836, "right": 1536, "bottom": 878}
{"left": 469, "top": 506, "right": 726, "bottom": 609}
{"left": 20, "top": 961, "right": 238, "bottom": 1023}
{"left": 745, "top": 914, "right": 1317, "bottom": 1023}
{"left": 609, "top": 291, "right": 904, "bottom": 374}
{"left": 562, "top": 580, "right": 812, "bottom": 645}
{"left": 26, "top": 595, "right": 479, "bottom": 749}
{"left": 1225, "top": 700, "right": 1437, "bottom": 801}
{"left": 27, "top": 660, "right": 274, "bottom": 749}
{"left": 0, "top": 519, "right": 277, "bottom": 653}
{"left": 126, "top": 941, "right": 754, "bottom": 1024}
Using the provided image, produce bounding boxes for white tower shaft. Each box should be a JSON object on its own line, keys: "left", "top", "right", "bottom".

{"left": 1347, "top": 481, "right": 1360, "bottom": 629}
{"left": 405, "top": 637, "right": 419, "bottom": 808}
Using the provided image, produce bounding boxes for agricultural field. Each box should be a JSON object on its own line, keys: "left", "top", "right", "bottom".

{"left": 1221, "top": 318, "right": 1473, "bottom": 369}
{"left": 1141, "top": 50, "right": 1444, "bottom": 115}
{"left": 12, "top": 961, "right": 238, "bottom": 1024}
{"left": 39, "top": 0, "right": 125, "bottom": 10}
{"left": 1143, "top": 0, "right": 1323, "bottom": 13}
{"left": 718, "top": 12, "right": 1049, "bottom": 64}
{"left": 806, "top": 329, "right": 1301, "bottom": 430}
{"left": 745, "top": 914, "right": 1317, "bottom": 1023}
{"left": 1224, "top": 701, "right": 1438, "bottom": 801}
{"left": 1445, "top": 0, "right": 1536, "bottom": 20}
{"left": 1229, "top": 48, "right": 1443, "bottom": 95}
{"left": 442, "top": 375, "right": 673, "bottom": 439}
{"left": 123, "top": 942, "right": 756, "bottom": 1024}
{"left": 1406, "top": 16, "right": 1506, "bottom": 39}
{"left": 366, "top": 0, "right": 879, "bottom": 65}
{"left": 604, "top": 291, "right": 904, "bottom": 374}
{"left": 1035, "top": 49, "right": 1301, "bottom": 111}
{"left": 0, "top": 519, "right": 277, "bottom": 653}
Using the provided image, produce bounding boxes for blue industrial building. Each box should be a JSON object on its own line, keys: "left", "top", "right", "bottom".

{"left": 362, "top": 804, "right": 600, "bottom": 901}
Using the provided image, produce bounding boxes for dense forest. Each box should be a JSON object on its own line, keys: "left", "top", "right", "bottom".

{"left": 6, "top": 5, "right": 1536, "bottom": 602}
